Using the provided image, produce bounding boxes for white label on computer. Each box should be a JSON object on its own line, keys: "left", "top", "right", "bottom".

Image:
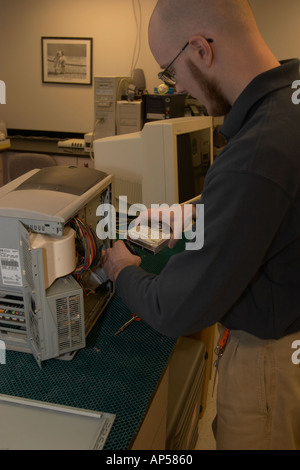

{"left": 0, "top": 248, "right": 23, "bottom": 287}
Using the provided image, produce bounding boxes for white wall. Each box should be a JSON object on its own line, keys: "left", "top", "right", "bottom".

{"left": 250, "top": 0, "right": 300, "bottom": 60}
{"left": 0, "top": 0, "right": 159, "bottom": 133}
{"left": 0, "top": 0, "right": 299, "bottom": 134}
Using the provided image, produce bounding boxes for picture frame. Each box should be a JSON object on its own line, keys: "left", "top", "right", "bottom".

{"left": 41, "top": 37, "right": 93, "bottom": 85}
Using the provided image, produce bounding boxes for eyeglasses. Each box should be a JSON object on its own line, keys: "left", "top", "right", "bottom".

{"left": 158, "top": 38, "right": 213, "bottom": 87}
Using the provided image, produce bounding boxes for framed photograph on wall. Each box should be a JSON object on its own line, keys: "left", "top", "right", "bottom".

{"left": 41, "top": 37, "right": 93, "bottom": 85}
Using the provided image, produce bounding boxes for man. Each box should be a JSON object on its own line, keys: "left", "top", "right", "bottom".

{"left": 102, "top": 0, "right": 300, "bottom": 450}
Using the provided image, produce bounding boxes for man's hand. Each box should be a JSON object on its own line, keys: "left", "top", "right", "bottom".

{"left": 133, "top": 204, "right": 196, "bottom": 249}
{"left": 102, "top": 240, "right": 142, "bottom": 282}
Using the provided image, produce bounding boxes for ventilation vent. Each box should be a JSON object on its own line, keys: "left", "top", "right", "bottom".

{"left": 56, "top": 294, "right": 82, "bottom": 353}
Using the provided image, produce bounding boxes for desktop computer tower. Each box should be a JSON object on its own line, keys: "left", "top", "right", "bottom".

{"left": 142, "top": 93, "right": 186, "bottom": 123}
{"left": 116, "top": 100, "right": 143, "bottom": 135}
{"left": 94, "top": 76, "right": 131, "bottom": 139}
{"left": 0, "top": 166, "right": 115, "bottom": 367}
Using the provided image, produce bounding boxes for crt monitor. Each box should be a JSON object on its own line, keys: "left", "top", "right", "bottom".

{"left": 93, "top": 116, "right": 213, "bottom": 208}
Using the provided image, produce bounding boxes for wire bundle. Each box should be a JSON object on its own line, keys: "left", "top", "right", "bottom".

{"left": 70, "top": 217, "right": 98, "bottom": 275}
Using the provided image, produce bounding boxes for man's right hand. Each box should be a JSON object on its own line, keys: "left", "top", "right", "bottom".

{"left": 133, "top": 204, "right": 196, "bottom": 249}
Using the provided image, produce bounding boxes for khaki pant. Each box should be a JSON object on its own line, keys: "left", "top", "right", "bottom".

{"left": 214, "top": 327, "right": 300, "bottom": 450}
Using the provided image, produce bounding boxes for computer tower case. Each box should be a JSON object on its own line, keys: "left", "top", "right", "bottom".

{"left": 0, "top": 166, "right": 114, "bottom": 367}
{"left": 142, "top": 93, "right": 186, "bottom": 123}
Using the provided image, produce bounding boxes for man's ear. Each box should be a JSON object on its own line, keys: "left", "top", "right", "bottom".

{"left": 188, "top": 35, "right": 213, "bottom": 67}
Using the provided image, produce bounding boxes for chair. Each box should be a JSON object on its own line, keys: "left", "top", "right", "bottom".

{"left": 7, "top": 152, "right": 57, "bottom": 181}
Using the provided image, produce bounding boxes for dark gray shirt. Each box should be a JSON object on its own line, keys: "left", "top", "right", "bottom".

{"left": 116, "top": 59, "right": 300, "bottom": 340}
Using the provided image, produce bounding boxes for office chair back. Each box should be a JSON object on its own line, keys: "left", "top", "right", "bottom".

{"left": 8, "top": 153, "right": 57, "bottom": 181}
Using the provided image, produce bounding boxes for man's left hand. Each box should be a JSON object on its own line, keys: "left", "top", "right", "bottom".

{"left": 102, "top": 240, "right": 142, "bottom": 282}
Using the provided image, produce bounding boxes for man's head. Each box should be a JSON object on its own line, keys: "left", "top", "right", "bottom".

{"left": 149, "top": 0, "right": 279, "bottom": 116}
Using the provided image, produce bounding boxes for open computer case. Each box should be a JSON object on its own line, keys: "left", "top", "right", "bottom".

{"left": 0, "top": 166, "right": 114, "bottom": 367}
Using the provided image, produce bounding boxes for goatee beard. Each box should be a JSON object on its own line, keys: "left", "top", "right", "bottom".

{"left": 186, "top": 58, "right": 231, "bottom": 116}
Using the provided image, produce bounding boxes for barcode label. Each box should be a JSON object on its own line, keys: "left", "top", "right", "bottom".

{"left": 0, "top": 248, "right": 23, "bottom": 287}
{"left": 1, "top": 259, "right": 19, "bottom": 269}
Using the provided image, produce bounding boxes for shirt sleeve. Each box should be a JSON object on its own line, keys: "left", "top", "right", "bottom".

{"left": 116, "top": 170, "right": 291, "bottom": 337}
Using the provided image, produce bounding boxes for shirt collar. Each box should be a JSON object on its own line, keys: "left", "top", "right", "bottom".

{"left": 220, "top": 59, "right": 300, "bottom": 140}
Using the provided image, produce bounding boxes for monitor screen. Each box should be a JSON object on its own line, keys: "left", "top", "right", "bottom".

{"left": 177, "top": 127, "right": 211, "bottom": 203}
{"left": 93, "top": 116, "right": 213, "bottom": 208}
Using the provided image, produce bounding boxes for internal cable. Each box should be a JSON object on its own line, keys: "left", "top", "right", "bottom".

{"left": 70, "top": 217, "right": 98, "bottom": 275}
